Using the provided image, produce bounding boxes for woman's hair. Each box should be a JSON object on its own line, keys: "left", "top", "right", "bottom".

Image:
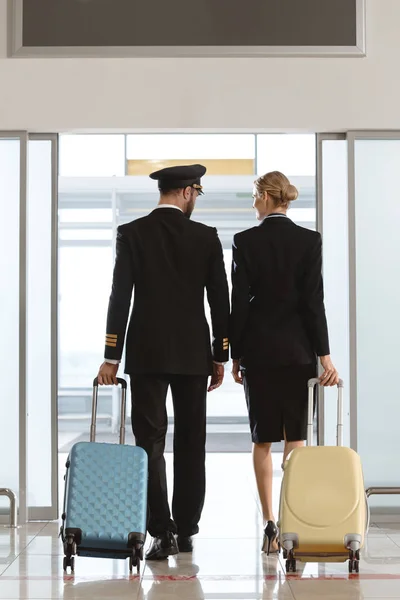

{"left": 254, "top": 171, "right": 298, "bottom": 209}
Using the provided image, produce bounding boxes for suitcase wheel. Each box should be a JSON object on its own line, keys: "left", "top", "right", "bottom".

{"left": 129, "top": 555, "right": 140, "bottom": 575}
{"left": 129, "top": 545, "right": 144, "bottom": 575}
{"left": 348, "top": 558, "right": 359, "bottom": 574}
{"left": 64, "top": 537, "right": 77, "bottom": 556}
{"left": 348, "top": 549, "right": 360, "bottom": 574}
{"left": 63, "top": 555, "right": 75, "bottom": 573}
{"left": 348, "top": 559, "right": 353, "bottom": 573}
{"left": 286, "top": 558, "right": 296, "bottom": 573}
{"left": 63, "top": 535, "right": 76, "bottom": 573}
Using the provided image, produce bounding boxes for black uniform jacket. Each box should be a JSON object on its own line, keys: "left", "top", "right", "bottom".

{"left": 104, "top": 207, "right": 230, "bottom": 375}
{"left": 230, "top": 215, "right": 330, "bottom": 369}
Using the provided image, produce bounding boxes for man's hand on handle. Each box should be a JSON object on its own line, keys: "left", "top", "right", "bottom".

{"left": 208, "top": 363, "right": 224, "bottom": 392}
{"left": 319, "top": 355, "right": 339, "bottom": 387}
{"left": 97, "top": 362, "right": 119, "bottom": 386}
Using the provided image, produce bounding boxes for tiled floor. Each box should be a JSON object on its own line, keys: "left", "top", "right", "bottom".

{"left": 1, "top": 453, "right": 400, "bottom": 599}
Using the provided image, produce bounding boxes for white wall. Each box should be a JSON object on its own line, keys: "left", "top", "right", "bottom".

{"left": 0, "top": 0, "right": 399, "bottom": 132}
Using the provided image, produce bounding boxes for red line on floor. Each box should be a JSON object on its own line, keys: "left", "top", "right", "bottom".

{"left": 2, "top": 573, "right": 400, "bottom": 581}
{"left": 271, "top": 574, "right": 400, "bottom": 581}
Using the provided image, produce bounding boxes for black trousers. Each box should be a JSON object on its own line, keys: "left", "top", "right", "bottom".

{"left": 130, "top": 374, "right": 208, "bottom": 538}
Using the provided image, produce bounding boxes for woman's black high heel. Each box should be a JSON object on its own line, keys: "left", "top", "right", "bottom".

{"left": 262, "top": 521, "right": 278, "bottom": 555}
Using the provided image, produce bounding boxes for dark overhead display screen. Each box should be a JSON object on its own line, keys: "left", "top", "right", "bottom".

{"left": 22, "top": 0, "right": 357, "bottom": 48}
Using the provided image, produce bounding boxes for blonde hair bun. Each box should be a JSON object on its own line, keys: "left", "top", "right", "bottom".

{"left": 282, "top": 184, "right": 299, "bottom": 204}
{"left": 255, "top": 171, "right": 299, "bottom": 208}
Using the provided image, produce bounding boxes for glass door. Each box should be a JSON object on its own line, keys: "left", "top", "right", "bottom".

{"left": 26, "top": 134, "right": 59, "bottom": 520}
{"left": 317, "top": 131, "right": 400, "bottom": 516}
{"left": 0, "top": 132, "right": 59, "bottom": 524}
{"left": 348, "top": 132, "right": 400, "bottom": 512}
{"left": 0, "top": 132, "right": 27, "bottom": 524}
{"left": 316, "top": 134, "right": 350, "bottom": 446}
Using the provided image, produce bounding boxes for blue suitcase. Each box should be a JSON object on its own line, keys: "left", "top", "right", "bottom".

{"left": 60, "top": 377, "right": 148, "bottom": 574}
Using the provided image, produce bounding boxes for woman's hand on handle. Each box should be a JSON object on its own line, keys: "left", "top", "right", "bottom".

{"left": 319, "top": 355, "right": 339, "bottom": 387}
{"left": 231, "top": 359, "right": 243, "bottom": 385}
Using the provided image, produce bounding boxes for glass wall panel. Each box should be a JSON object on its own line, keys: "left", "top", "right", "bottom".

{"left": 58, "top": 186, "right": 114, "bottom": 456}
{"left": 353, "top": 138, "right": 400, "bottom": 510}
{"left": 320, "top": 139, "right": 350, "bottom": 446}
{"left": 26, "top": 139, "right": 53, "bottom": 510}
{"left": 0, "top": 139, "right": 20, "bottom": 513}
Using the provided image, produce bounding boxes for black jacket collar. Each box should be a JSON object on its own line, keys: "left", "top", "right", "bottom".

{"left": 260, "top": 213, "right": 291, "bottom": 227}
{"left": 150, "top": 207, "right": 185, "bottom": 217}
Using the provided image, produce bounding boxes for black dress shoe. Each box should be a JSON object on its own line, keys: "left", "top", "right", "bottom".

{"left": 145, "top": 531, "right": 179, "bottom": 561}
{"left": 177, "top": 535, "right": 193, "bottom": 553}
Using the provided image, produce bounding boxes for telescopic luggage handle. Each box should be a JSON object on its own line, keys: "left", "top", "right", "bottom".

{"left": 91, "top": 377, "right": 128, "bottom": 444}
{"left": 307, "top": 378, "right": 344, "bottom": 447}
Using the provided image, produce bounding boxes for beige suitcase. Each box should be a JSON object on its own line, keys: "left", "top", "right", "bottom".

{"left": 278, "top": 378, "right": 367, "bottom": 574}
